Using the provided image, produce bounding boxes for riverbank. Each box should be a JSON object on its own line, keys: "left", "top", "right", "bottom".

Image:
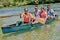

{"left": 0, "top": 3, "right": 60, "bottom": 9}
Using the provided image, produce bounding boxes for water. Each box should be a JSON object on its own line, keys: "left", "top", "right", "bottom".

{"left": 1, "top": 22, "right": 60, "bottom": 40}
{"left": 0, "top": 3, "right": 60, "bottom": 16}
{"left": 0, "top": 3, "right": 60, "bottom": 40}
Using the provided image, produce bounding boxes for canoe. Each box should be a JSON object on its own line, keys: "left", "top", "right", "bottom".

{"left": 1, "top": 18, "right": 55, "bottom": 34}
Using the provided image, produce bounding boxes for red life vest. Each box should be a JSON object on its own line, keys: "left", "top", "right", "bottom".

{"left": 24, "top": 14, "right": 30, "bottom": 23}
{"left": 40, "top": 11, "right": 47, "bottom": 19}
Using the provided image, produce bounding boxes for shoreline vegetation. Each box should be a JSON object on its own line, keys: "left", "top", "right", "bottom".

{"left": 0, "top": 0, "right": 60, "bottom": 9}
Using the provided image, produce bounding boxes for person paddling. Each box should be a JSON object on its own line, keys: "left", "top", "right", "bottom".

{"left": 40, "top": 7, "right": 47, "bottom": 20}
{"left": 47, "top": 5, "right": 55, "bottom": 19}
{"left": 34, "top": 5, "right": 40, "bottom": 18}
{"left": 31, "top": 5, "right": 41, "bottom": 24}
{"left": 20, "top": 8, "right": 33, "bottom": 24}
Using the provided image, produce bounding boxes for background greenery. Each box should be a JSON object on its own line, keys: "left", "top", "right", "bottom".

{"left": 0, "top": 0, "right": 60, "bottom": 8}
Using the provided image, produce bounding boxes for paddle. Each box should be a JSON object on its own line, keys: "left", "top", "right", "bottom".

{"left": 35, "top": 18, "right": 46, "bottom": 24}
{"left": 55, "top": 18, "right": 60, "bottom": 21}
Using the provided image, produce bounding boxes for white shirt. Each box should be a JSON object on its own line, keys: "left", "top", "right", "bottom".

{"left": 35, "top": 9, "right": 40, "bottom": 18}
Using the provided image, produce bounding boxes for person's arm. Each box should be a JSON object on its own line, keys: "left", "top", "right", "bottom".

{"left": 45, "top": 11, "right": 48, "bottom": 19}
{"left": 20, "top": 13, "right": 24, "bottom": 18}
{"left": 30, "top": 13, "right": 35, "bottom": 19}
{"left": 52, "top": 9, "right": 57, "bottom": 17}
{"left": 51, "top": 9, "right": 55, "bottom": 16}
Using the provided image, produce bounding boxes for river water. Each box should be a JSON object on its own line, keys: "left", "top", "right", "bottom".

{"left": 0, "top": 3, "right": 60, "bottom": 40}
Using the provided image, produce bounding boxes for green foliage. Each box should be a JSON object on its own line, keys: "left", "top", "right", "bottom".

{"left": 0, "top": 0, "right": 60, "bottom": 8}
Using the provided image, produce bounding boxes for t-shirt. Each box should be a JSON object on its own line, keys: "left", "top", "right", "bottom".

{"left": 35, "top": 9, "right": 40, "bottom": 18}
{"left": 20, "top": 13, "right": 35, "bottom": 23}
{"left": 48, "top": 9, "right": 54, "bottom": 16}
{"left": 40, "top": 11, "right": 47, "bottom": 20}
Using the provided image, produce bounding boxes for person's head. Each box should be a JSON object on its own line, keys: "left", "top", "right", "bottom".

{"left": 35, "top": 7, "right": 38, "bottom": 12}
{"left": 35, "top": 5, "right": 38, "bottom": 7}
{"left": 35, "top": 5, "right": 38, "bottom": 12}
{"left": 24, "top": 8, "right": 28, "bottom": 14}
{"left": 41, "top": 7, "right": 45, "bottom": 12}
{"left": 47, "top": 5, "right": 50, "bottom": 10}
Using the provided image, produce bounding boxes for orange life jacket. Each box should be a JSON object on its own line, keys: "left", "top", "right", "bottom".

{"left": 24, "top": 14, "right": 30, "bottom": 23}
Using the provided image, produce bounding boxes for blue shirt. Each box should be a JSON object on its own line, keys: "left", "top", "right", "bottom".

{"left": 48, "top": 9, "right": 54, "bottom": 16}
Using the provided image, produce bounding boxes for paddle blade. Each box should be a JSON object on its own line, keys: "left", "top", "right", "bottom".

{"left": 36, "top": 18, "right": 46, "bottom": 24}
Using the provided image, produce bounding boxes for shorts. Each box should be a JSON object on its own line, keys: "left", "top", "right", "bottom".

{"left": 24, "top": 22, "right": 29, "bottom": 24}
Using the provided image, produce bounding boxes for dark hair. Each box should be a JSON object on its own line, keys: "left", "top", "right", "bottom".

{"left": 41, "top": 7, "right": 45, "bottom": 10}
{"left": 24, "top": 8, "right": 28, "bottom": 11}
{"left": 35, "top": 5, "right": 38, "bottom": 7}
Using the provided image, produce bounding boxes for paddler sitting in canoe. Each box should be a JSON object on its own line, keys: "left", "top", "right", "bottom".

{"left": 40, "top": 7, "right": 47, "bottom": 20}
{"left": 47, "top": 5, "right": 56, "bottom": 19}
{"left": 31, "top": 5, "right": 41, "bottom": 24}
{"left": 34, "top": 5, "right": 40, "bottom": 18}
{"left": 20, "top": 8, "right": 33, "bottom": 24}
{"left": 16, "top": 8, "right": 32, "bottom": 26}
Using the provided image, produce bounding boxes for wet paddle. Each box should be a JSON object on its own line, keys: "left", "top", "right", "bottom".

{"left": 35, "top": 18, "right": 46, "bottom": 24}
